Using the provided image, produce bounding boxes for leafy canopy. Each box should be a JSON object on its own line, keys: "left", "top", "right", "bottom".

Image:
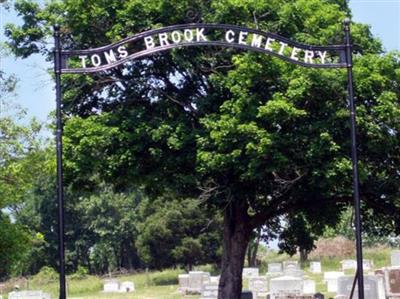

{"left": 4, "top": 0, "right": 400, "bottom": 250}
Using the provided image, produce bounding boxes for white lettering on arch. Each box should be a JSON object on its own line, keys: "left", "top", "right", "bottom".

{"left": 159, "top": 33, "right": 170, "bottom": 47}
{"left": 196, "top": 28, "right": 208, "bottom": 42}
{"left": 144, "top": 36, "right": 155, "bottom": 49}
{"left": 238, "top": 31, "right": 248, "bottom": 45}
{"left": 91, "top": 54, "right": 102, "bottom": 67}
{"left": 225, "top": 30, "right": 235, "bottom": 43}
{"left": 117, "top": 46, "right": 128, "bottom": 58}
{"left": 79, "top": 55, "right": 88, "bottom": 68}
{"left": 171, "top": 31, "right": 182, "bottom": 44}
{"left": 104, "top": 50, "right": 117, "bottom": 64}
{"left": 251, "top": 34, "right": 263, "bottom": 48}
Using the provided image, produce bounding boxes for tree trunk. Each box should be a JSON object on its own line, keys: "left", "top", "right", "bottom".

{"left": 250, "top": 228, "right": 261, "bottom": 267}
{"left": 299, "top": 248, "right": 308, "bottom": 267}
{"left": 218, "top": 202, "right": 252, "bottom": 299}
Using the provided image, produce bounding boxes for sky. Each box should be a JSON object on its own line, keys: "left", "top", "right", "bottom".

{"left": 0, "top": 0, "right": 400, "bottom": 125}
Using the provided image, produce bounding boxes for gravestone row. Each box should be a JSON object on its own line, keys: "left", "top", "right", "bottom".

{"left": 177, "top": 250, "right": 400, "bottom": 299}
{"left": 8, "top": 291, "right": 51, "bottom": 299}
{"left": 103, "top": 279, "right": 135, "bottom": 293}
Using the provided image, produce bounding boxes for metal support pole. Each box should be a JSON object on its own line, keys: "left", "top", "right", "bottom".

{"left": 53, "top": 25, "right": 66, "bottom": 299}
{"left": 344, "top": 18, "right": 364, "bottom": 299}
{"left": 350, "top": 270, "right": 358, "bottom": 299}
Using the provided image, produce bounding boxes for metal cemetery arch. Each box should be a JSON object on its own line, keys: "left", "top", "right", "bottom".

{"left": 53, "top": 20, "right": 364, "bottom": 299}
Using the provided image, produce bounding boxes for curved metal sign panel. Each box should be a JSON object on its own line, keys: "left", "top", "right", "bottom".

{"left": 61, "top": 23, "right": 347, "bottom": 74}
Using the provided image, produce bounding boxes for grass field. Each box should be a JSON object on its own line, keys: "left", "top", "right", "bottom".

{"left": 0, "top": 246, "right": 393, "bottom": 299}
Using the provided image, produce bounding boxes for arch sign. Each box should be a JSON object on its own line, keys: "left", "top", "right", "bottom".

{"left": 60, "top": 24, "right": 347, "bottom": 73}
{"left": 54, "top": 21, "right": 366, "bottom": 299}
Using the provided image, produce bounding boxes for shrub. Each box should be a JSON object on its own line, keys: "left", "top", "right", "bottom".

{"left": 69, "top": 266, "right": 89, "bottom": 280}
{"left": 31, "top": 266, "right": 58, "bottom": 285}
{"left": 309, "top": 236, "right": 355, "bottom": 259}
{"left": 151, "top": 269, "right": 180, "bottom": 286}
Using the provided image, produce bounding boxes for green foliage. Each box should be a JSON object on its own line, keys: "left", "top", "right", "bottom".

{"left": 0, "top": 214, "right": 30, "bottom": 278}
{"left": 151, "top": 271, "right": 179, "bottom": 286}
{"left": 136, "top": 197, "right": 222, "bottom": 270}
{"left": 31, "top": 266, "right": 58, "bottom": 285}
{"left": 75, "top": 186, "right": 143, "bottom": 273}
{"left": 278, "top": 214, "right": 318, "bottom": 257}
{"left": 3, "top": 0, "right": 400, "bottom": 293}
{"left": 69, "top": 266, "right": 89, "bottom": 280}
{"left": 0, "top": 50, "right": 49, "bottom": 280}
{"left": 0, "top": 100, "right": 47, "bottom": 209}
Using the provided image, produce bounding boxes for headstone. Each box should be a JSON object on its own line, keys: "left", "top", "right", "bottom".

{"left": 120, "top": 281, "right": 134, "bottom": 292}
{"left": 210, "top": 276, "right": 220, "bottom": 284}
{"left": 248, "top": 276, "right": 268, "bottom": 299}
{"left": 283, "top": 261, "right": 299, "bottom": 271}
{"left": 268, "top": 263, "right": 283, "bottom": 274}
{"left": 188, "top": 271, "right": 210, "bottom": 294}
{"left": 392, "top": 251, "right": 400, "bottom": 267}
{"left": 103, "top": 280, "right": 120, "bottom": 292}
{"left": 243, "top": 268, "right": 260, "bottom": 279}
{"left": 363, "top": 259, "right": 374, "bottom": 271}
{"left": 323, "top": 271, "right": 344, "bottom": 293}
{"left": 178, "top": 274, "right": 189, "bottom": 293}
{"left": 341, "top": 259, "right": 357, "bottom": 271}
{"left": 384, "top": 267, "right": 400, "bottom": 297}
{"left": 241, "top": 291, "right": 253, "bottom": 299}
{"left": 269, "top": 276, "right": 303, "bottom": 299}
{"left": 200, "top": 281, "right": 218, "bottom": 299}
{"left": 8, "top": 291, "right": 51, "bottom": 299}
{"left": 314, "top": 292, "right": 324, "bottom": 299}
{"left": 309, "top": 262, "right": 321, "bottom": 274}
{"left": 337, "top": 275, "right": 385, "bottom": 299}
{"left": 284, "top": 268, "right": 304, "bottom": 278}
{"left": 303, "top": 279, "right": 316, "bottom": 294}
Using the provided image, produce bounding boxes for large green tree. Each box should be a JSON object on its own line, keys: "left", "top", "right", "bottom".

{"left": 5, "top": 0, "right": 400, "bottom": 297}
{"left": 0, "top": 57, "right": 48, "bottom": 279}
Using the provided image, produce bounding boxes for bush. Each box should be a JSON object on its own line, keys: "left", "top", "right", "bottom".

{"left": 69, "top": 266, "right": 89, "bottom": 280}
{"left": 309, "top": 236, "right": 355, "bottom": 259}
{"left": 151, "top": 269, "right": 180, "bottom": 286}
{"left": 31, "top": 266, "right": 58, "bottom": 285}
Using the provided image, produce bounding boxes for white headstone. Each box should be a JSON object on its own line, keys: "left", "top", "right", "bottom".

{"left": 269, "top": 275, "right": 303, "bottom": 299}
{"left": 341, "top": 259, "right": 357, "bottom": 271}
{"left": 8, "top": 291, "right": 51, "bottom": 299}
{"left": 337, "top": 275, "right": 385, "bottom": 299}
{"left": 210, "top": 276, "right": 220, "bottom": 284}
{"left": 188, "top": 271, "right": 210, "bottom": 294}
{"left": 248, "top": 276, "right": 268, "bottom": 299}
{"left": 363, "top": 259, "right": 374, "bottom": 271}
{"left": 283, "top": 261, "right": 299, "bottom": 270}
{"left": 243, "top": 267, "right": 259, "bottom": 279}
{"left": 303, "top": 279, "right": 316, "bottom": 294}
{"left": 120, "top": 281, "right": 134, "bottom": 292}
{"left": 309, "top": 261, "right": 321, "bottom": 273}
{"left": 267, "top": 263, "right": 283, "bottom": 274}
{"left": 178, "top": 274, "right": 189, "bottom": 293}
{"left": 283, "top": 268, "right": 304, "bottom": 278}
{"left": 200, "top": 281, "right": 218, "bottom": 299}
{"left": 103, "top": 280, "right": 120, "bottom": 292}
{"left": 391, "top": 251, "right": 400, "bottom": 267}
{"left": 324, "top": 271, "right": 344, "bottom": 293}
